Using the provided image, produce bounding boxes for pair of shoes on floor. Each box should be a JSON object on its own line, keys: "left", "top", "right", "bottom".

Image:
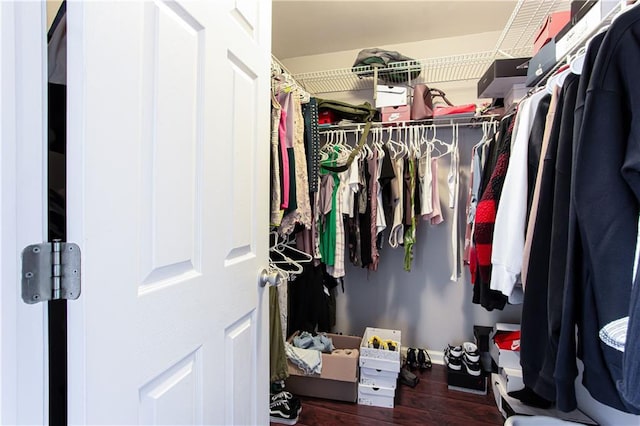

{"left": 406, "top": 347, "right": 432, "bottom": 371}
{"left": 368, "top": 335, "right": 398, "bottom": 351}
{"left": 444, "top": 342, "right": 481, "bottom": 376}
{"left": 270, "top": 391, "right": 302, "bottom": 425}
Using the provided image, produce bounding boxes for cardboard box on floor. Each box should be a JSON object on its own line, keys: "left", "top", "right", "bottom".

{"left": 285, "top": 332, "right": 361, "bottom": 403}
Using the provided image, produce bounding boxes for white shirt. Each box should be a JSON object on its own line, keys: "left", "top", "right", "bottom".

{"left": 490, "top": 89, "right": 548, "bottom": 300}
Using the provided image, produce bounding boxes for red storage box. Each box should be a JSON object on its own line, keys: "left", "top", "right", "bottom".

{"left": 533, "top": 11, "right": 570, "bottom": 54}
{"left": 381, "top": 105, "right": 410, "bottom": 123}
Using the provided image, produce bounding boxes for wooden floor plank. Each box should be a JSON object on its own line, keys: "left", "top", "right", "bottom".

{"left": 270, "top": 365, "right": 504, "bottom": 425}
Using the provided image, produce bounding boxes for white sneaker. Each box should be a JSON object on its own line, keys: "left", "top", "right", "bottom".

{"left": 462, "top": 341, "right": 480, "bottom": 363}
{"left": 462, "top": 353, "right": 482, "bottom": 377}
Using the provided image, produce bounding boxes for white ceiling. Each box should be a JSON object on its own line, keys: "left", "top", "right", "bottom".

{"left": 272, "top": 0, "right": 519, "bottom": 59}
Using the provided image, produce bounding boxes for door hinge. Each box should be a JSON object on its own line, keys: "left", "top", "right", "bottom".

{"left": 21, "top": 240, "right": 81, "bottom": 304}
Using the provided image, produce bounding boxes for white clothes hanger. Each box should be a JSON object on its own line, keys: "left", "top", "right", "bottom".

{"left": 268, "top": 231, "right": 305, "bottom": 274}
{"left": 385, "top": 128, "right": 404, "bottom": 160}
{"left": 273, "top": 241, "right": 313, "bottom": 264}
{"left": 427, "top": 125, "right": 452, "bottom": 160}
{"left": 545, "top": 67, "right": 571, "bottom": 94}
{"left": 374, "top": 128, "right": 385, "bottom": 159}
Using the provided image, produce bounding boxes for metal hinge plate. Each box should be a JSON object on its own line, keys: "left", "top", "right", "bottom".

{"left": 21, "top": 241, "right": 81, "bottom": 304}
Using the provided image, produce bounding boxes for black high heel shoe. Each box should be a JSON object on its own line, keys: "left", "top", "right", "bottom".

{"left": 406, "top": 347, "right": 418, "bottom": 370}
{"left": 417, "top": 348, "right": 432, "bottom": 370}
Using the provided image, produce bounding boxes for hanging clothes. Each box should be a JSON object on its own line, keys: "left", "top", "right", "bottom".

{"left": 520, "top": 74, "right": 577, "bottom": 403}
{"left": 388, "top": 154, "right": 405, "bottom": 248}
{"left": 557, "top": 7, "right": 640, "bottom": 413}
{"left": 368, "top": 152, "right": 381, "bottom": 270}
{"left": 302, "top": 99, "right": 320, "bottom": 193}
{"left": 279, "top": 95, "right": 312, "bottom": 235}
{"left": 448, "top": 128, "right": 461, "bottom": 281}
{"left": 490, "top": 89, "right": 550, "bottom": 302}
{"left": 472, "top": 113, "right": 516, "bottom": 310}
{"left": 270, "top": 94, "right": 284, "bottom": 227}
{"left": 403, "top": 158, "right": 417, "bottom": 272}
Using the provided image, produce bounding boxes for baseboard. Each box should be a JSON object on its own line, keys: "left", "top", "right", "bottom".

{"left": 428, "top": 350, "right": 445, "bottom": 365}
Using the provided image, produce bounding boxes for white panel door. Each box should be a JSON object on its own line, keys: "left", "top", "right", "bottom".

{"left": 0, "top": 2, "right": 47, "bottom": 424}
{"left": 66, "top": 1, "right": 271, "bottom": 424}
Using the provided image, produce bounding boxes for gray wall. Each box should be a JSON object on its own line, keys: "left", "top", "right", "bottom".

{"left": 331, "top": 125, "right": 522, "bottom": 354}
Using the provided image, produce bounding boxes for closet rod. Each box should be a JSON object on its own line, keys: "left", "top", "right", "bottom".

{"left": 318, "top": 115, "right": 498, "bottom": 132}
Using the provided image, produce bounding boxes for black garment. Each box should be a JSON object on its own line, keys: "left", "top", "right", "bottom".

{"left": 287, "top": 264, "right": 333, "bottom": 337}
{"left": 542, "top": 74, "right": 580, "bottom": 399}
{"left": 359, "top": 160, "right": 373, "bottom": 267}
{"left": 477, "top": 113, "right": 515, "bottom": 199}
{"left": 521, "top": 74, "right": 580, "bottom": 403}
{"left": 555, "top": 31, "right": 606, "bottom": 412}
{"left": 521, "top": 82, "right": 569, "bottom": 401}
{"left": 301, "top": 98, "right": 320, "bottom": 192}
{"left": 559, "top": 8, "right": 640, "bottom": 413}
{"left": 284, "top": 148, "right": 297, "bottom": 213}
{"left": 379, "top": 146, "right": 395, "bottom": 250}
{"left": 526, "top": 94, "right": 552, "bottom": 221}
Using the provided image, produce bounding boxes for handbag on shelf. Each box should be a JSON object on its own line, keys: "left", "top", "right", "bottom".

{"left": 411, "top": 85, "right": 476, "bottom": 119}
{"left": 316, "top": 98, "right": 376, "bottom": 124}
{"left": 411, "top": 84, "right": 453, "bottom": 120}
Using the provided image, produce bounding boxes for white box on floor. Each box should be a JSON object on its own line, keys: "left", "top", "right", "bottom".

{"left": 500, "top": 366, "right": 524, "bottom": 393}
{"left": 492, "top": 373, "right": 507, "bottom": 418}
{"left": 357, "top": 382, "right": 395, "bottom": 408}
{"left": 360, "top": 367, "right": 398, "bottom": 389}
{"left": 359, "top": 327, "right": 402, "bottom": 372}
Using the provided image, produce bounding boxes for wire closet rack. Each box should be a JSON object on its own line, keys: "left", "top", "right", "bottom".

{"left": 287, "top": 0, "right": 573, "bottom": 95}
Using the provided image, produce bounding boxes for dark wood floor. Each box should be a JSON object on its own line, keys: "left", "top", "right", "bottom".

{"left": 285, "top": 365, "right": 504, "bottom": 426}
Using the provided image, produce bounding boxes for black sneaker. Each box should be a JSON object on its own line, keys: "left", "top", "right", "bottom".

{"left": 444, "top": 346, "right": 462, "bottom": 371}
{"left": 417, "top": 348, "right": 432, "bottom": 370}
{"left": 462, "top": 353, "right": 481, "bottom": 376}
{"left": 270, "top": 398, "right": 299, "bottom": 425}
{"left": 271, "top": 391, "right": 301, "bottom": 416}
{"left": 406, "top": 347, "right": 418, "bottom": 370}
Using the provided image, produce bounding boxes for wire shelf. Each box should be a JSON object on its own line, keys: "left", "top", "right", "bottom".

{"left": 284, "top": 0, "right": 610, "bottom": 96}
{"left": 493, "top": 0, "right": 572, "bottom": 54}
{"left": 293, "top": 48, "right": 530, "bottom": 95}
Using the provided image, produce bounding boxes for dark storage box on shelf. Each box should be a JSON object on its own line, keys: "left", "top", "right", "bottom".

{"left": 526, "top": 38, "right": 557, "bottom": 87}
{"left": 477, "top": 58, "right": 530, "bottom": 99}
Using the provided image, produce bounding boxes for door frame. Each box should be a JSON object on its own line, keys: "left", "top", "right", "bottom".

{"left": 0, "top": 1, "right": 48, "bottom": 424}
